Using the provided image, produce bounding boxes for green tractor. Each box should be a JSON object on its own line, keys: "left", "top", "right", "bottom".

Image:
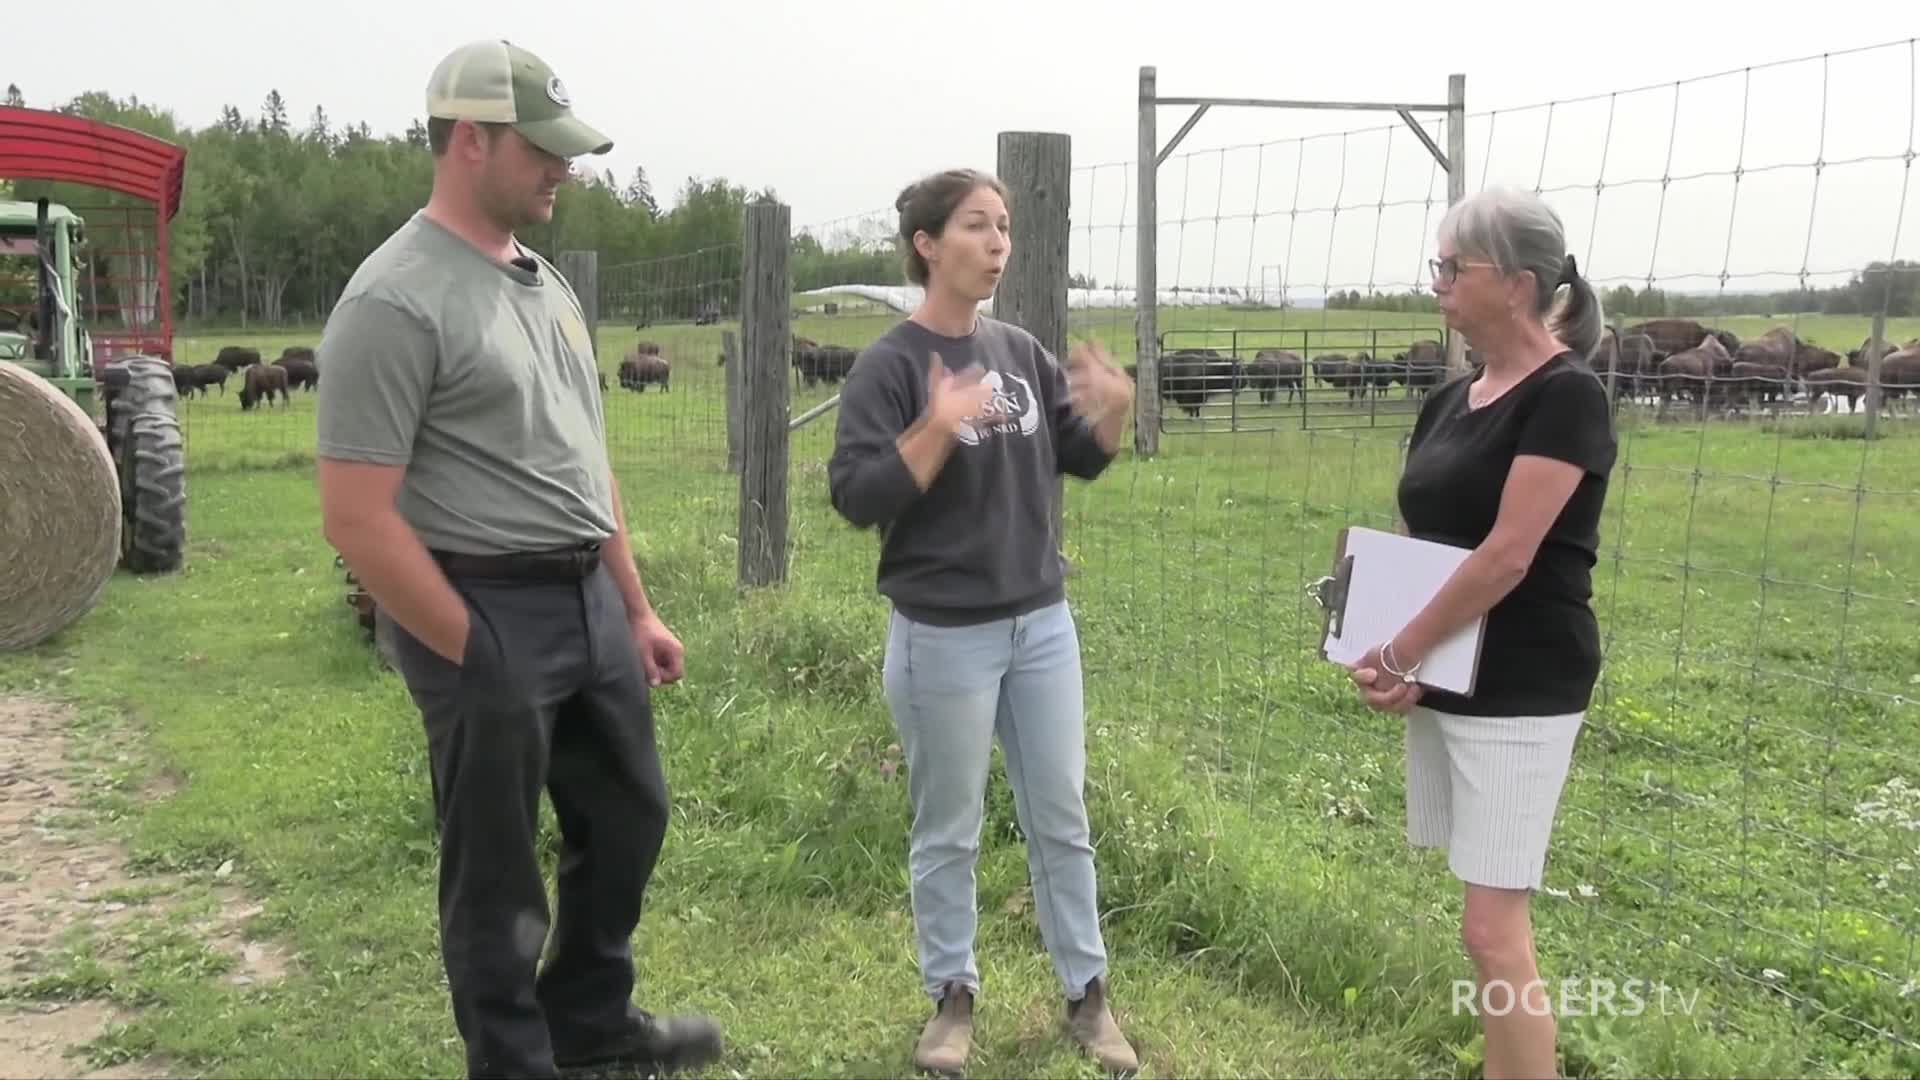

{"left": 0, "top": 105, "right": 188, "bottom": 649}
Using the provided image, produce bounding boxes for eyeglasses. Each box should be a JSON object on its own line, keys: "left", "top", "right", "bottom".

{"left": 1429, "top": 255, "right": 1498, "bottom": 285}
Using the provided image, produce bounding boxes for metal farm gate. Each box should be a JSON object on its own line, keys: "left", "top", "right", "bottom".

{"left": 1130, "top": 66, "right": 1469, "bottom": 455}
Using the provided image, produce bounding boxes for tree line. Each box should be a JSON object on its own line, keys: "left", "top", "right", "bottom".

{"left": 1595, "top": 267, "right": 1920, "bottom": 319}
{"left": 1319, "top": 262, "right": 1920, "bottom": 319}
{"left": 0, "top": 85, "right": 904, "bottom": 328}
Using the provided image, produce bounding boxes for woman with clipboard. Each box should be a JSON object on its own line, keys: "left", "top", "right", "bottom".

{"left": 1347, "top": 186, "right": 1617, "bottom": 1080}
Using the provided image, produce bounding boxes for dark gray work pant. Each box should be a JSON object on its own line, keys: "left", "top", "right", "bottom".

{"left": 381, "top": 562, "right": 669, "bottom": 1079}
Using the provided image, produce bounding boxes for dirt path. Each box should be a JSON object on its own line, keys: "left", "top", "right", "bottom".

{"left": 0, "top": 694, "right": 289, "bottom": 1078}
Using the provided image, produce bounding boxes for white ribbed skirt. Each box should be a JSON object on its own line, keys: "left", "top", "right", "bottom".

{"left": 1403, "top": 705, "right": 1585, "bottom": 891}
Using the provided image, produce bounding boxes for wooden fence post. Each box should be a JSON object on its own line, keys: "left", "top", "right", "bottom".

{"left": 722, "top": 329, "right": 742, "bottom": 472}
{"left": 994, "top": 130, "right": 1073, "bottom": 557}
{"left": 1604, "top": 313, "right": 1621, "bottom": 413}
{"left": 1135, "top": 65, "right": 1162, "bottom": 458}
{"left": 558, "top": 251, "right": 600, "bottom": 362}
{"left": 1443, "top": 73, "right": 1471, "bottom": 378}
{"left": 1865, "top": 306, "right": 1888, "bottom": 438}
{"left": 738, "top": 201, "right": 792, "bottom": 588}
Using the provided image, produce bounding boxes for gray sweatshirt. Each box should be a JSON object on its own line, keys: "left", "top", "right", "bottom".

{"left": 826, "top": 316, "right": 1117, "bottom": 626}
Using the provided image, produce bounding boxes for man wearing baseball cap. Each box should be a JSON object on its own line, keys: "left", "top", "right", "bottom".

{"left": 425, "top": 38, "right": 614, "bottom": 159}
{"left": 316, "top": 39, "right": 723, "bottom": 1079}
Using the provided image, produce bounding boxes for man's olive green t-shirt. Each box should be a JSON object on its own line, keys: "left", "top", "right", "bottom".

{"left": 315, "top": 211, "right": 616, "bottom": 555}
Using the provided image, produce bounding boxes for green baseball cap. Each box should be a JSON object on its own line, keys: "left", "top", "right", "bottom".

{"left": 425, "top": 39, "right": 613, "bottom": 158}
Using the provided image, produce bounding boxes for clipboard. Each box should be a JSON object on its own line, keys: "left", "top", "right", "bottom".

{"left": 1307, "top": 525, "right": 1487, "bottom": 696}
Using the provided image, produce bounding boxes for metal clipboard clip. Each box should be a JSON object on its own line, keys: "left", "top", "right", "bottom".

{"left": 1306, "top": 551, "right": 1356, "bottom": 640}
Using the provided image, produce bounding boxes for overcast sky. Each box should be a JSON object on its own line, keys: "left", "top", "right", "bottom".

{"left": 9, "top": 2, "right": 1916, "bottom": 297}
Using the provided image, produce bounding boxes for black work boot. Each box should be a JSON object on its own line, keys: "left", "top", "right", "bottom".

{"left": 552, "top": 1006, "right": 724, "bottom": 1077}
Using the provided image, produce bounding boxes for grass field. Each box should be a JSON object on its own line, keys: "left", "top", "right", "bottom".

{"left": 3, "top": 305, "right": 1919, "bottom": 1078}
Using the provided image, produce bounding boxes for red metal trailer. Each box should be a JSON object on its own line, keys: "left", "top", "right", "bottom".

{"left": 0, "top": 104, "right": 188, "bottom": 370}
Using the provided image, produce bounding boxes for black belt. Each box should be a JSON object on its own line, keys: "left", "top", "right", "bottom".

{"left": 431, "top": 541, "right": 604, "bottom": 581}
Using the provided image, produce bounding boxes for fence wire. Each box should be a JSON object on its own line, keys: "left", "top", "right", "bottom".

{"left": 149, "top": 35, "right": 1920, "bottom": 1074}
{"left": 1057, "top": 35, "right": 1920, "bottom": 1070}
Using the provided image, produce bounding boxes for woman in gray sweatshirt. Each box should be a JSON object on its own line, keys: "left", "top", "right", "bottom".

{"left": 826, "top": 167, "right": 1139, "bottom": 1077}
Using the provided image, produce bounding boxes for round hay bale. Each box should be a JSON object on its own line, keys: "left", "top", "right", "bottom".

{"left": 0, "top": 363, "right": 121, "bottom": 651}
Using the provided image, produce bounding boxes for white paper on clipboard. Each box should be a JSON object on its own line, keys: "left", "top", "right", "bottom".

{"left": 1307, "top": 526, "right": 1486, "bottom": 696}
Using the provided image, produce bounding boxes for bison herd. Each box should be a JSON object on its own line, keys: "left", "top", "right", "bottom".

{"left": 1130, "top": 339, "right": 1450, "bottom": 420}
{"left": 163, "top": 318, "right": 1920, "bottom": 429}
{"left": 1126, "top": 319, "right": 1920, "bottom": 423}
{"left": 169, "top": 345, "right": 318, "bottom": 410}
{"left": 617, "top": 336, "right": 862, "bottom": 395}
{"left": 711, "top": 336, "right": 858, "bottom": 389}
{"left": 172, "top": 334, "right": 848, "bottom": 407}
{"left": 1585, "top": 318, "right": 1920, "bottom": 419}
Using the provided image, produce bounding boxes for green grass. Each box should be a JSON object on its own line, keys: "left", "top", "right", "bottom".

{"left": 5, "top": 312, "right": 1920, "bottom": 1077}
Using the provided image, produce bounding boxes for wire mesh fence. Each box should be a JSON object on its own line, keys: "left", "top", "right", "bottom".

{"left": 598, "top": 242, "right": 742, "bottom": 471}
{"left": 142, "top": 32, "right": 1920, "bottom": 1070}
{"left": 167, "top": 335, "right": 325, "bottom": 471}
{"left": 1049, "top": 34, "right": 1920, "bottom": 1064}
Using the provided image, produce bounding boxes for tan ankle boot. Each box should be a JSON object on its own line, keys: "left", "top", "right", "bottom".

{"left": 913, "top": 982, "right": 973, "bottom": 1077}
{"left": 1067, "top": 976, "right": 1139, "bottom": 1075}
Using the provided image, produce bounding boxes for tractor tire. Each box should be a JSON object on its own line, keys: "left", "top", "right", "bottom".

{"left": 104, "top": 356, "right": 187, "bottom": 574}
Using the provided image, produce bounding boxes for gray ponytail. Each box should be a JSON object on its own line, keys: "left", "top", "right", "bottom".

{"left": 1437, "top": 186, "right": 1606, "bottom": 363}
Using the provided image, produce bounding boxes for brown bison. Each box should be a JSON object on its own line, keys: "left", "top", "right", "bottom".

{"left": 1880, "top": 347, "right": 1920, "bottom": 408}
{"left": 793, "top": 344, "right": 856, "bottom": 387}
{"left": 1727, "top": 360, "right": 1792, "bottom": 411}
{"left": 1246, "top": 349, "right": 1305, "bottom": 404}
{"left": 1395, "top": 339, "right": 1446, "bottom": 398}
{"left": 1589, "top": 328, "right": 1657, "bottom": 400}
{"left": 239, "top": 362, "right": 289, "bottom": 410}
{"left": 1352, "top": 352, "right": 1399, "bottom": 398}
{"left": 1734, "top": 326, "right": 1797, "bottom": 369}
{"left": 1589, "top": 328, "right": 1619, "bottom": 381}
{"left": 1805, "top": 365, "right": 1869, "bottom": 413}
{"left": 275, "top": 357, "right": 319, "bottom": 391}
{"left": 1311, "top": 354, "right": 1367, "bottom": 401}
{"left": 171, "top": 362, "right": 228, "bottom": 399}
{"left": 214, "top": 345, "right": 262, "bottom": 372}
{"left": 1731, "top": 327, "right": 1814, "bottom": 409}
{"left": 193, "top": 363, "right": 230, "bottom": 395}
{"left": 1845, "top": 336, "right": 1920, "bottom": 365}
{"left": 1738, "top": 325, "right": 1842, "bottom": 380}
{"left": 1155, "top": 349, "right": 1237, "bottom": 417}
{"left": 1617, "top": 332, "right": 1659, "bottom": 399}
{"left": 1656, "top": 335, "right": 1732, "bottom": 420}
{"left": 1626, "top": 319, "right": 1740, "bottom": 363}
{"left": 618, "top": 351, "right": 670, "bottom": 392}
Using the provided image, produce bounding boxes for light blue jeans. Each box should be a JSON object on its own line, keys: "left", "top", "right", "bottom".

{"left": 881, "top": 598, "right": 1109, "bottom": 1003}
